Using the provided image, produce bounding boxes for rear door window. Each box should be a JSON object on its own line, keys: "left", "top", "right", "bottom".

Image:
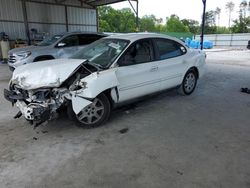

{"left": 154, "top": 38, "right": 186, "bottom": 60}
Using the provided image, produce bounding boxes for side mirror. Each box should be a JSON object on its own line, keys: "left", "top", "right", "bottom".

{"left": 57, "top": 42, "right": 66, "bottom": 47}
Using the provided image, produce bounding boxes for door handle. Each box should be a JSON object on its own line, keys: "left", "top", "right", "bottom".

{"left": 150, "top": 66, "right": 158, "bottom": 72}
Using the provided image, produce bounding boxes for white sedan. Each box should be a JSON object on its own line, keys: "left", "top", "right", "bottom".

{"left": 4, "top": 33, "right": 206, "bottom": 128}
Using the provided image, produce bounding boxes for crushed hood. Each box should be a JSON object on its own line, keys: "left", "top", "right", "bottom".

{"left": 11, "top": 59, "right": 86, "bottom": 90}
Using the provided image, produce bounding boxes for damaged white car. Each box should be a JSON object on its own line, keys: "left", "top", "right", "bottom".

{"left": 4, "top": 33, "right": 206, "bottom": 128}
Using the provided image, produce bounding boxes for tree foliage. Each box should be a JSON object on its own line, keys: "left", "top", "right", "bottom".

{"left": 165, "top": 15, "right": 189, "bottom": 32}
{"left": 140, "top": 15, "right": 161, "bottom": 32}
{"left": 98, "top": 4, "right": 250, "bottom": 36}
{"left": 231, "top": 0, "right": 250, "bottom": 33}
{"left": 225, "top": 1, "right": 235, "bottom": 27}
{"left": 181, "top": 19, "right": 199, "bottom": 34}
{"left": 98, "top": 6, "right": 136, "bottom": 32}
{"left": 99, "top": 6, "right": 191, "bottom": 33}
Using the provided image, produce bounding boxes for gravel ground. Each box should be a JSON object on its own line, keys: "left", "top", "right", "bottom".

{"left": 0, "top": 50, "right": 250, "bottom": 188}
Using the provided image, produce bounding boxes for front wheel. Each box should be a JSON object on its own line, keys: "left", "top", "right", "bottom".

{"left": 178, "top": 69, "right": 198, "bottom": 95}
{"left": 67, "top": 93, "right": 111, "bottom": 128}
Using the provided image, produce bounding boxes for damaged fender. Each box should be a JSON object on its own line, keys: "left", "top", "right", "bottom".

{"left": 71, "top": 95, "right": 92, "bottom": 114}
{"left": 71, "top": 69, "right": 119, "bottom": 114}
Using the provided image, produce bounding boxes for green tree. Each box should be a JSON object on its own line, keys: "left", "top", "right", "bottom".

{"left": 165, "top": 15, "right": 189, "bottom": 32}
{"left": 230, "top": 1, "right": 250, "bottom": 33}
{"left": 140, "top": 15, "right": 157, "bottom": 32}
{"left": 98, "top": 6, "right": 136, "bottom": 32}
{"left": 216, "top": 26, "right": 231, "bottom": 34}
{"left": 231, "top": 10, "right": 250, "bottom": 33}
{"left": 225, "top": 1, "right": 235, "bottom": 27}
{"left": 240, "top": 0, "right": 248, "bottom": 18}
{"left": 215, "top": 7, "right": 221, "bottom": 26}
{"left": 139, "top": 15, "right": 165, "bottom": 32}
{"left": 181, "top": 19, "right": 199, "bottom": 34}
{"left": 203, "top": 11, "right": 217, "bottom": 34}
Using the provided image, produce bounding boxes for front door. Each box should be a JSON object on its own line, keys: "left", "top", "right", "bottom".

{"left": 115, "top": 39, "right": 161, "bottom": 102}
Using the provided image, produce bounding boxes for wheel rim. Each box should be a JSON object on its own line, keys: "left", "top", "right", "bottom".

{"left": 76, "top": 98, "right": 105, "bottom": 124}
{"left": 184, "top": 72, "right": 196, "bottom": 93}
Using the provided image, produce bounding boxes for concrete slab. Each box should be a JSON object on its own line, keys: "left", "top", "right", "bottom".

{"left": 0, "top": 52, "right": 250, "bottom": 188}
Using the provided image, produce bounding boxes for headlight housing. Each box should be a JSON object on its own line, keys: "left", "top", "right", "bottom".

{"left": 17, "top": 51, "right": 31, "bottom": 60}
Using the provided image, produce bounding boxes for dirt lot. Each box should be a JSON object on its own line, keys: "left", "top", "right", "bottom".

{"left": 0, "top": 50, "right": 250, "bottom": 188}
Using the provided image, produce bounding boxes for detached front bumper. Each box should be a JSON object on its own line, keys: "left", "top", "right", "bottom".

{"left": 4, "top": 89, "right": 27, "bottom": 103}
{"left": 4, "top": 89, "right": 51, "bottom": 125}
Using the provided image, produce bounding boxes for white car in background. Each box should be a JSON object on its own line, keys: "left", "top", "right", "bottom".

{"left": 4, "top": 33, "right": 206, "bottom": 128}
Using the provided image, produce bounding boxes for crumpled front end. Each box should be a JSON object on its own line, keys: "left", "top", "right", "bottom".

{"left": 4, "top": 60, "right": 119, "bottom": 128}
{"left": 4, "top": 84, "right": 70, "bottom": 127}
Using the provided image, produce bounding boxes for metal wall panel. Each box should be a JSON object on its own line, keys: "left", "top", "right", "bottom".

{"left": 67, "top": 7, "right": 97, "bottom": 25}
{"left": 231, "top": 40, "right": 249, "bottom": 46}
{"left": 68, "top": 25, "right": 97, "bottom": 32}
{"left": 26, "top": 2, "right": 65, "bottom": 23}
{"left": 195, "top": 33, "right": 250, "bottom": 47}
{"left": 0, "top": 22, "right": 26, "bottom": 39}
{"left": 0, "top": 0, "right": 24, "bottom": 21}
{"left": 232, "top": 34, "right": 250, "bottom": 41}
{"left": 0, "top": 0, "right": 97, "bottom": 41}
{"left": 28, "top": 23, "right": 67, "bottom": 36}
{"left": 216, "top": 41, "right": 231, "bottom": 46}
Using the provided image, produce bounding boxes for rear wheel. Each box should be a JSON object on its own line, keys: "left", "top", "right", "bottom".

{"left": 67, "top": 93, "right": 111, "bottom": 128}
{"left": 178, "top": 69, "right": 198, "bottom": 95}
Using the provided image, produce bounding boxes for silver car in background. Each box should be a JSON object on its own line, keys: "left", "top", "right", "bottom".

{"left": 8, "top": 32, "right": 107, "bottom": 71}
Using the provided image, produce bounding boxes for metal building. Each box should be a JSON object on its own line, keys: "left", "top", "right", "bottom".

{"left": 0, "top": 0, "right": 137, "bottom": 42}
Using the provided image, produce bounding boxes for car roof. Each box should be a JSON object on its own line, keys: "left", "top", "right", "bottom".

{"left": 59, "top": 31, "right": 107, "bottom": 37}
{"left": 105, "top": 32, "right": 183, "bottom": 43}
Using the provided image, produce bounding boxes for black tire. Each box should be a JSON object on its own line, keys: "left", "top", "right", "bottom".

{"left": 178, "top": 69, "right": 198, "bottom": 95}
{"left": 67, "top": 93, "right": 111, "bottom": 128}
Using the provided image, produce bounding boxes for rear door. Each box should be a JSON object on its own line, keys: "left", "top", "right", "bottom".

{"left": 153, "top": 38, "right": 188, "bottom": 90}
{"left": 115, "top": 39, "right": 161, "bottom": 102}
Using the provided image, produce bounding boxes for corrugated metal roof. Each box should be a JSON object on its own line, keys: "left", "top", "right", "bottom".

{"left": 84, "top": 0, "right": 136, "bottom": 7}
{"left": 24, "top": 0, "right": 134, "bottom": 8}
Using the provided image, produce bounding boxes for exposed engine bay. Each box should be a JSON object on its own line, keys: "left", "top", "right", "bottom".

{"left": 4, "top": 61, "right": 118, "bottom": 128}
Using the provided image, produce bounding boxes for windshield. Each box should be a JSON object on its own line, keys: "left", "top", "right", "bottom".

{"left": 36, "top": 35, "right": 63, "bottom": 46}
{"left": 71, "top": 38, "right": 129, "bottom": 68}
